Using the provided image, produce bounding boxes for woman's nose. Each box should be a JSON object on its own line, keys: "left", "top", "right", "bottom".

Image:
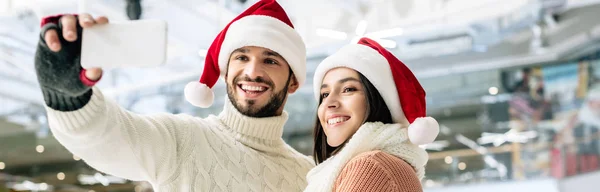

{"left": 324, "top": 96, "right": 340, "bottom": 109}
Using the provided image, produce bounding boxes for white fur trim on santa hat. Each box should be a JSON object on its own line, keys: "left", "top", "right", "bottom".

{"left": 218, "top": 15, "right": 307, "bottom": 87}
{"left": 184, "top": 81, "right": 214, "bottom": 108}
{"left": 313, "top": 43, "right": 409, "bottom": 126}
{"left": 408, "top": 117, "right": 440, "bottom": 145}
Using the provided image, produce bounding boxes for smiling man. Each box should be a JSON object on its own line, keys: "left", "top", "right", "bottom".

{"left": 226, "top": 47, "right": 293, "bottom": 117}
{"left": 34, "top": 0, "right": 314, "bottom": 191}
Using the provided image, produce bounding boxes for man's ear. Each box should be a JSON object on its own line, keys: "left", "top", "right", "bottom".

{"left": 224, "top": 63, "right": 231, "bottom": 83}
{"left": 287, "top": 74, "right": 300, "bottom": 94}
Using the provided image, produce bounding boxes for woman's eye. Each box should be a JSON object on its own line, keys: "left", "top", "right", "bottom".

{"left": 343, "top": 87, "right": 357, "bottom": 92}
{"left": 321, "top": 92, "right": 330, "bottom": 98}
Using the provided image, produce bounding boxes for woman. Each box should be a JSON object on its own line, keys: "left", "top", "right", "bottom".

{"left": 304, "top": 37, "right": 440, "bottom": 192}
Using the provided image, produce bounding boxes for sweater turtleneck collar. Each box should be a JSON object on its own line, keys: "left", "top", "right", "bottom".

{"left": 217, "top": 97, "right": 287, "bottom": 141}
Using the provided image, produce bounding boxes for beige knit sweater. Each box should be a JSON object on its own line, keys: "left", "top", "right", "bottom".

{"left": 46, "top": 87, "right": 314, "bottom": 191}
{"left": 334, "top": 151, "right": 423, "bottom": 192}
{"left": 304, "top": 122, "right": 428, "bottom": 192}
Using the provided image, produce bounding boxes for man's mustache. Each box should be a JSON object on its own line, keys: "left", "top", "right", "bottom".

{"left": 233, "top": 75, "right": 275, "bottom": 88}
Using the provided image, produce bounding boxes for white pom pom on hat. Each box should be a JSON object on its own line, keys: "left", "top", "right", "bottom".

{"left": 313, "top": 37, "right": 440, "bottom": 145}
{"left": 408, "top": 117, "right": 440, "bottom": 145}
{"left": 184, "top": 82, "right": 214, "bottom": 108}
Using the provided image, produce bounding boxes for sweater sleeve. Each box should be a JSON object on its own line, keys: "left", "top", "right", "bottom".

{"left": 46, "top": 87, "right": 199, "bottom": 183}
{"left": 334, "top": 151, "right": 423, "bottom": 192}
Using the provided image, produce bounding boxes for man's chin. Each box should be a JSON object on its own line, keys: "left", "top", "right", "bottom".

{"left": 234, "top": 98, "right": 266, "bottom": 112}
{"left": 227, "top": 86, "right": 286, "bottom": 118}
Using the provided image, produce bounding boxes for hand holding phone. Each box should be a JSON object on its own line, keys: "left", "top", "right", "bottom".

{"left": 40, "top": 14, "right": 168, "bottom": 83}
{"left": 80, "top": 19, "right": 168, "bottom": 69}
{"left": 38, "top": 13, "right": 106, "bottom": 91}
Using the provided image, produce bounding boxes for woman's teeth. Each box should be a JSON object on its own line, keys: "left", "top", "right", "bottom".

{"left": 328, "top": 117, "right": 350, "bottom": 125}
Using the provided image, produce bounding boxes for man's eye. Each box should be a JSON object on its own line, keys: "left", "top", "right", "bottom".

{"left": 265, "top": 58, "right": 278, "bottom": 65}
{"left": 236, "top": 55, "right": 249, "bottom": 61}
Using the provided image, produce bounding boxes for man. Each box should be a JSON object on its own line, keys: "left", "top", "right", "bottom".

{"left": 34, "top": 0, "right": 313, "bottom": 191}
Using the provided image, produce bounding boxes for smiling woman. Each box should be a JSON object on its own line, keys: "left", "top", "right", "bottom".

{"left": 305, "top": 37, "right": 439, "bottom": 192}
{"left": 314, "top": 67, "right": 392, "bottom": 160}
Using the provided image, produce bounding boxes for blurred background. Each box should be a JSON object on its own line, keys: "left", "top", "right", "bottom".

{"left": 1, "top": 0, "right": 600, "bottom": 191}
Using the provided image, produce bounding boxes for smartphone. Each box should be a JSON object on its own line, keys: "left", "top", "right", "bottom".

{"left": 80, "top": 19, "right": 168, "bottom": 69}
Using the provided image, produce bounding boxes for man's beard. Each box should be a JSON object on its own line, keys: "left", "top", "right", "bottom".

{"left": 227, "top": 75, "right": 290, "bottom": 117}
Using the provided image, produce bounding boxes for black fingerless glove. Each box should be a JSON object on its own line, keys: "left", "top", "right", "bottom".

{"left": 35, "top": 16, "right": 93, "bottom": 112}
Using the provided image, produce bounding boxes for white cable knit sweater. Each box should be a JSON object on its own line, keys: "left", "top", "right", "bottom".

{"left": 46, "top": 87, "right": 314, "bottom": 192}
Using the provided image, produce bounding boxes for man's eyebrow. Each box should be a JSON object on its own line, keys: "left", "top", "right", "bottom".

{"left": 263, "top": 50, "right": 284, "bottom": 60}
{"left": 232, "top": 48, "right": 249, "bottom": 54}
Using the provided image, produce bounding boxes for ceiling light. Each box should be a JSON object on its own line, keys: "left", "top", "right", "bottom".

{"left": 350, "top": 36, "right": 361, "bottom": 44}
{"left": 365, "top": 27, "right": 404, "bottom": 38}
{"left": 425, "top": 179, "right": 435, "bottom": 187}
{"left": 57, "top": 172, "right": 66, "bottom": 180}
{"left": 135, "top": 185, "right": 143, "bottom": 192}
{"left": 445, "top": 156, "right": 453, "bottom": 164}
{"left": 372, "top": 38, "right": 397, "bottom": 49}
{"left": 198, "top": 49, "right": 208, "bottom": 57}
{"left": 421, "top": 140, "right": 450, "bottom": 151}
{"left": 488, "top": 86, "right": 499, "bottom": 95}
{"left": 355, "top": 20, "right": 368, "bottom": 36}
{"left": 39, "top": 183, "right": 48, "bottom": 190}
{"left": 36, "top": 145, "right": 44, "bottom": 153}
{"left": 79, "top": 173, "right": 127, "bottom": 186}
{"left": 458, "top": 162, "right": 467, "bottom": 170}
{"left": 316, "top": 28, "right": 348, "bottom": 40}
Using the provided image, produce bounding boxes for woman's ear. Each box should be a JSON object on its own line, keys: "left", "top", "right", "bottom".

{"left": 287, "top": 74, "right": 300, "bottom": 93}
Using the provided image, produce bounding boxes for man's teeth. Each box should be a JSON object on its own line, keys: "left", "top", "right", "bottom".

{"left": 241, "top": 85, "right": 266, "bottom": 92}
{"left": 328, "top": 117, "right": 349, "bottom": 125}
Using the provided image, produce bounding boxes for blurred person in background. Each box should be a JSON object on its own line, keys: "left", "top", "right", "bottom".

{"left": 33, "top": 0, "right": 315, "bottom": 191}
{"left": 573, "top": 85, "right": 600, "bottom": 172}
{"left": 508, "top": 68, "right": 552, "bottom": 126}
{"left": 555, "top": 85, "right": 600, "bottom": 176}
{"left": 304, "top": 37, "right": 439, "bottom": 192}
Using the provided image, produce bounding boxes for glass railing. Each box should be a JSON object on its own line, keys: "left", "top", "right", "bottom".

{"left": 424, "top": 57, "right": 600, "bottom": 188}
{"left": 423, "top": 135, "right": 600, "bottom": 186}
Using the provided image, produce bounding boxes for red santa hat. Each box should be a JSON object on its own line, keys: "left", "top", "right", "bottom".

{"left": 313, "top": 37, "right": 439, "bottom": 145}
{"left": 185, "top": 0, "right": 306, "bottom": 108}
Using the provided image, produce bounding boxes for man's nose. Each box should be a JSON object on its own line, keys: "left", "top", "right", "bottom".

{"left": 243, "top": 59, "right": 264, "bottom": 79}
